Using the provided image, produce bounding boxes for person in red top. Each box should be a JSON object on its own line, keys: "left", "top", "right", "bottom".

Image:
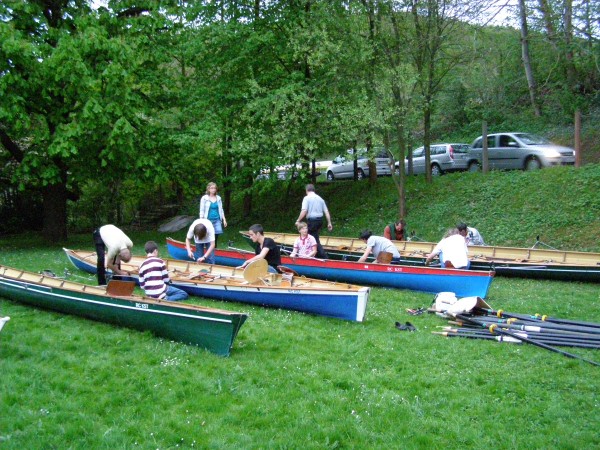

{"left": 383, "top": 219, "right": 406, "bottom": 241}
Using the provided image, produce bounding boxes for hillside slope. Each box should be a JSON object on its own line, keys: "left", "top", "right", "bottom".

{"left": 229, "top": 164, "right": 600, "bottom": 252}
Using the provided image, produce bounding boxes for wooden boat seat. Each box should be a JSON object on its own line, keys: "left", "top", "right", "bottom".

{"left": 106, "top": 280, "right": 136, "bottom": 297}
{"left": 377, "top": 252, "right": 393, "bottom": 264}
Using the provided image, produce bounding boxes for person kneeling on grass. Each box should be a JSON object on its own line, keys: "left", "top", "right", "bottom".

{"left": 139, "top": 241, "right": 188, "bottom": 301}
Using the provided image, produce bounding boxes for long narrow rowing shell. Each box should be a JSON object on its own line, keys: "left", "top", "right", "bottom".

{"left": 166, "top": 238, "right": 495, "bottom": 299}
{"left": 64, "top": 249, "right": 370, "bottom": 322}
{"left": 239, "top": 231, "right": 600, "bottom": 283}
{"left": 0, "top": 264, "right": 247, "bottom": 356}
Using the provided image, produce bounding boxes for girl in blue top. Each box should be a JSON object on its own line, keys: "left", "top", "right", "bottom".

{"left": 199, "top": 182, "right": 227, "bottom": 246}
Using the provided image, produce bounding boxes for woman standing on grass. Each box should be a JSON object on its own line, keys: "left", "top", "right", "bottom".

{"left": 199, "top": 182, "right": 227, "bottom": 247}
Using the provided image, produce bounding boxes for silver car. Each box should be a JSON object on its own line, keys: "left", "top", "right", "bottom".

{"left": 469, "top": 132, "right": 575, "bottom": 171}
{"left": 404, "top": 143, "right": 471, "bottom": 176}
{"left": 326, "top": 148, "right": 392, "bottom": 181}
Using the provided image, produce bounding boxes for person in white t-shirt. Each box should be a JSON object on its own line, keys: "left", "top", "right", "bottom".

{"left": 185, "top": 218, "right": 216, "bottom": 264}
{"left": 425, "top": 228, "right": 470, "bottom": 269}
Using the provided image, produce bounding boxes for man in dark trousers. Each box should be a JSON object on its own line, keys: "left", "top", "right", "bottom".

{"left": 93, "top": 224, "right": 133, "bottom": 285}
{"left": 295, "top": 184, "right": 332, "bottom": 259}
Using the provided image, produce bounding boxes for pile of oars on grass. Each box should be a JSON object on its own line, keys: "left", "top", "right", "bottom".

{"left": 433, "top": 306, "right": 600, "bottom": 367}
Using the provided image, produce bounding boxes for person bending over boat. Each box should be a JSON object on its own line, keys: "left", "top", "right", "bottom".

{"left": 457, "top": 222, "right": 485, "bottom": 246}
{"left": 238, "top": 224, "right": 282, "bottom": 273}
{"left": 357, "top": 230, "right": 401, "bottom": 264}
{"left": 290, "top": 222, "right": 318, "bottom": 258}
{"left": 383, "top": 219, "right": 406, "bottom": 241}
{"left": 93, "top": 224, "right": 133, "bottom": 285}
{"left": 185, "top": 219, "right": 216, "bottom": 264}
{"left": 139, "top": 241, "right": 188, "bottom": 301}
{"left": 425, "top": 228, "right": 470, "bottom": 269}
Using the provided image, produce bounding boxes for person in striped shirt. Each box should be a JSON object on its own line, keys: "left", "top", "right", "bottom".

{"left": 138, "top": 241, "right": 188, "bottom": 301}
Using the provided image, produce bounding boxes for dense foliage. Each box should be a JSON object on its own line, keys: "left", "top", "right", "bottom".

{"left": 1, "top": 0, "right": 598, "bottom": 237}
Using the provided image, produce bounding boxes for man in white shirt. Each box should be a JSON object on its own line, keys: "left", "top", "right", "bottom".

{"left": 93, "top": 224, "right": 133, "bottom": 285}
{"left": 185, "top": 218, "right": 216, "bottom": 264}
{"left": 425, "top": 228, "right": 470, "bottom": 269}
{"left": 295, "top": 184, "right": 333, "bottom": 258}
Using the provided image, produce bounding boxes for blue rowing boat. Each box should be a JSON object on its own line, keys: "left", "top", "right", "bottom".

{"left": 64, "top": 249, "right": 370, "bottom": 322}
{"left": 166, "top": 238, "right": 495, "bottom": 298}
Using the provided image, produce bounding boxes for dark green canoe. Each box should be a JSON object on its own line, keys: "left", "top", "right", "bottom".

{"left": 0, "top": 265, "right": 247, "bottom": 356}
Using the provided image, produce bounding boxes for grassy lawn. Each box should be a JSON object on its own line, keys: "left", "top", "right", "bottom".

{"left": 1, "top": 165, "right": 599, "bottom": 448}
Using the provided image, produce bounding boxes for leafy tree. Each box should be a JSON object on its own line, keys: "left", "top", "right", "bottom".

{"left": 0, "top": 1, "right": 153, "bottom": 239}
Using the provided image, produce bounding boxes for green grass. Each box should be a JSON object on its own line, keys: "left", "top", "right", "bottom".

{"left": 1, "top": 165, "right": 600, "bottom": 449}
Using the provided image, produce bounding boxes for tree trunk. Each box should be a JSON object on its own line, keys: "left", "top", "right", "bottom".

{"left": 42, "top": 183, "right": 68, "bottom": 241}
{"left": 424, "top": 98, "right": 432, "bottom": 183}
{"left": 563, "top": 0, "right": 576, "bottom": 91}
{"left": 391, "top": 126, "right": 407, "bottom": 219}
{"left": 519, "top": 0, "right": 542, "bottom": 116}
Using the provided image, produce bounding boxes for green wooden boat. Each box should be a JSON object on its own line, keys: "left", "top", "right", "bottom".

{"left": 0, "top": 265, "right": 247, "bottom": 356}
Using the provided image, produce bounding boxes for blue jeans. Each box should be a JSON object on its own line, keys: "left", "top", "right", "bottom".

{"left": 210, "top": 219, "right": 223, "bottom": 247}
{"left": 194, "top": 242, "right": 215, "bottom": 264}
{"left": 210, "top": 218, "right": 223, "bottom": 235}
{"left": 165, "top": 285, "right": 188, "bottom": 302}
{"left": 439, "top": 252, "right": 470, "bottom": 269}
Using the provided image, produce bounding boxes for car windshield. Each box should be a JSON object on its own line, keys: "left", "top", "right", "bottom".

{"left": 514, "top": 133, "right": 551, "bottom": 145}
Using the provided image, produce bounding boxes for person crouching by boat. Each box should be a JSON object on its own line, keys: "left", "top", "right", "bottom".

{"left": 237, "top": 224, "right": 282, "bottom": 273}
{"left": 290, "top": 222, "right": 318, "bottom": 258}
{"left": 357, "top": 230, "right": 401, "bottom": 264}
{"left": 383, "top": 219, "right": 406, "bottom": 241}
{"left": 457, "top": 222, "right": 485, "bottom": 246}
{"left": 139, "top": 241, "right": 188, "bottom": 301}
{"left": 93, "top": 224, "right": 133, "bottom": 285}
{"left": 185, "top": 219, "right": 216, "bottom": 264}
{"left": 425, "top": 228, "right": 470, "bottom": 269}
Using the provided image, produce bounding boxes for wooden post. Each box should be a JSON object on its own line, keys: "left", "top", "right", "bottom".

{"left": 574, "top": 110, "right": 581, "bottom": 167}
{"left": 482, "top": 121, "right": 489, "bottom": 173}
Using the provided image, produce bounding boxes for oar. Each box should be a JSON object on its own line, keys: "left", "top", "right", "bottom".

{"left": 280, "top": 248, "right": 327, "bottom": 263}
{"left": 442, "top": 325, "right": 600, "bottom": 338}
{"left": 474, "top": 307, "right": 600, "bottom": 329}
{"left": 434, "top": 331, "right": 600, "bottom": 349}
{"left": 454, "top": 314, "right": 600, "bottom": 367}
{"left": 448, "top": 320, "right": 600, "bottom": 340}
{"left": 458, "top": 316, "right": 600, "bottom": 336}
{"left": 441, "top": 327, "right": 600, "bottom": 345}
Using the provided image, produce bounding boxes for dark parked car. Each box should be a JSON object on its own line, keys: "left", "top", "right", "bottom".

{"left": 469, "top": 132, "right": 575, "bottom": 171}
